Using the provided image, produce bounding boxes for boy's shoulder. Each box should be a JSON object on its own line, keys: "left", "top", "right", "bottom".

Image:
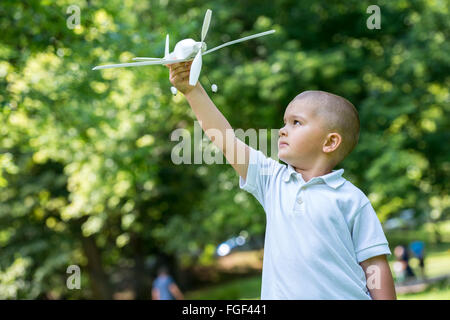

{"left": 335, "top": 178, "right": 373, "bottom": 219}
{"left": 338, "top": 179, "right": 370, "bottom": 201}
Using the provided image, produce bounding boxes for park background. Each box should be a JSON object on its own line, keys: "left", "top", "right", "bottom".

{"left": 0, "top": 0, "right": 448, "bottom": 299}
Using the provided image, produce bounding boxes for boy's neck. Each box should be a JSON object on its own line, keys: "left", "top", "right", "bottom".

{"left": 292, "top": 160, "right": 335, "bottom": 182}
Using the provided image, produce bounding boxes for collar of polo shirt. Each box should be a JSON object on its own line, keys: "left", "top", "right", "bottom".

{"left": 283, "top": 165, "right": 346, "bottom": 189}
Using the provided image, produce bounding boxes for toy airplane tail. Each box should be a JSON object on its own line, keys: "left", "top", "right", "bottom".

{"left": 164, "top": 34, "right": 170, "bottom": 59}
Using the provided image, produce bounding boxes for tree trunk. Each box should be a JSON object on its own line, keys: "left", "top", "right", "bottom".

{"left": 130, "top": 233, "right": 151, "bottom": 299}
{"left": 81, "top": 235, "right": 114, "bottom": 299}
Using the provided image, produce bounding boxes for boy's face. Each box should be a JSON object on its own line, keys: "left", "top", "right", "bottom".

{"left": 278, "top": 97, "right": 329, "bottom": 168}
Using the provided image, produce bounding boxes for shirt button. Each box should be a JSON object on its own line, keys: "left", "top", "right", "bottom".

{"left": 297, "top": 197, "right": 303, "bottom": 204}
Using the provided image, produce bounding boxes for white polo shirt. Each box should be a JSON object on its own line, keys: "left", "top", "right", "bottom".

{"left": 239, "top": 147, "right": 391, "bottom": 300}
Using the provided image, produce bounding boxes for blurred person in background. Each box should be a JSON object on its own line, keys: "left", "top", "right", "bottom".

{"left": 410, "top": 240, "right": 426, "bottom": 280}
{"left": 393, "top": 245, "right": 415, "bottom": 283}
{"left": 151, "top": 266, "right": 184, "bottom": 300}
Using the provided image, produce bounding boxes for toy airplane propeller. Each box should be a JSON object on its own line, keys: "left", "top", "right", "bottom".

{"left": 92, "top": 9, "right": 275, "bottom": 94}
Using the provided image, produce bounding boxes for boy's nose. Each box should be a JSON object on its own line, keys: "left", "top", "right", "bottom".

{"left": 279, "top": 126, "right": 287, "bottom": 137}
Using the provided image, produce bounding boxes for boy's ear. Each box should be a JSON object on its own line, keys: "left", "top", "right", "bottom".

{"left": 322, "top": 132, "right": 342, "bottom": 154}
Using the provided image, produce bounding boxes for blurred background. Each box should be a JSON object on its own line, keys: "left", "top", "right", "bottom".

{"left": 0, "top": 0, "right": 448, "bottom": 299}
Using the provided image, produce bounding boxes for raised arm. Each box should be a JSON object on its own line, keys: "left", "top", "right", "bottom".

{"left": 166, "top": 62, "right": 250, "bottom": 180}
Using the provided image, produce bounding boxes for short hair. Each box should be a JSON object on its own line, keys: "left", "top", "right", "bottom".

{"left": 294, "top": 90, "right": 360, "bottom": 163}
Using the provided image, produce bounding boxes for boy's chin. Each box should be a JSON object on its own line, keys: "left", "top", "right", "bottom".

{"left": 277, "top": 151, "right": 289, "bottom": 163}
{"left": 278, "top": 151, "right": 302, "bottom": 166}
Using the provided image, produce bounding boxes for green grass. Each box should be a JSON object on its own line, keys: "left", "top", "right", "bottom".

{"left": 398, "top": 279, "right": 450, "bottom": 300}
{"left": 186, "top": 275, "right": 261, "bottom": 300}
{"left": 419, "top": 248, "right": 450, "bottom": 278}
{"left": 398, "top": 288, "right": 450, "bottom": 300}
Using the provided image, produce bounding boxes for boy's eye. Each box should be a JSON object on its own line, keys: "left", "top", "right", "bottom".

{"left": 294, "top": 120, "right": 301, "bottom": 125}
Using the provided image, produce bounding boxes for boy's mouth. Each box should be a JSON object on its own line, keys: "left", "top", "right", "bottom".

{"left": 279, "top": 141, "right": 289, "bottom": 148}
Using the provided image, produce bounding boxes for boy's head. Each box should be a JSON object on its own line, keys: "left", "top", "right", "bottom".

{"left": 278, "top": 90, "right": 359, "bottom": 169}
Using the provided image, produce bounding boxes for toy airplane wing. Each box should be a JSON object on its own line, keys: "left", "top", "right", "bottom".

{"left": 92, "top": 34, "right": 182, "bottom": 70}
{"left": 91, "top": 57, "right": 189, "bottom": 70}
{"left": 202, "top": 29, "right": 275, "bottom": 56}
{"left": 131, "top": 57, "right": 163, "bottom": 61}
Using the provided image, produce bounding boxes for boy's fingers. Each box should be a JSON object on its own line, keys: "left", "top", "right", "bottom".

{"left": 172, "top": 63, "right": 190, "bottom": 72}
{"left": 172, "top": 67, "right": 191, "bottom": 78}
{"left": 179, "top": 70, "right": 190, "bottom": 78}
{"left": 173, "top": 70, "right": 190, "bottom": 81}
{"left": 171, "top": 74, "right": 189, "bottom": 86}
{"left": 174, "top": 60, "right": 192, "bottom": 68}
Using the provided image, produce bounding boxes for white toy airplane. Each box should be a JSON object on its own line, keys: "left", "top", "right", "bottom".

{"left": 92, "top": 9, "right": 275, "bottom": 94}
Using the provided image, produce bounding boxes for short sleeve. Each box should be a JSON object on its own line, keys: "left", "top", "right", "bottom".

{"left": 238, "top": 146, "right": 279, "bottom": 209}
{"left": 352, "top": 202, "right": 391, "bottom": 263}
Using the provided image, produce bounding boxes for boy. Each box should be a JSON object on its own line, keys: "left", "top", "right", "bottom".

{"left": 165, "top": 60, "right": 396, "bottom": 299}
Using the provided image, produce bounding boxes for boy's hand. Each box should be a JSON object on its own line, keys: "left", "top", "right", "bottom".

{"left": 164, "top": 60, "right": 197, "bottom": 95}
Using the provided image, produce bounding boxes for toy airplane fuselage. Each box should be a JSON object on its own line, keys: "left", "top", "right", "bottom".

{"left": 168, "top": 39, "right": 207, "bottom": 60}
{"left": 92, "top": 9, "right": 275, "bottom": 91}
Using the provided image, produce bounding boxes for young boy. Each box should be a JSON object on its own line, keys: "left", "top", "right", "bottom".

{"left": 165, "top": 61, "right": 397, "bottom": 300}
